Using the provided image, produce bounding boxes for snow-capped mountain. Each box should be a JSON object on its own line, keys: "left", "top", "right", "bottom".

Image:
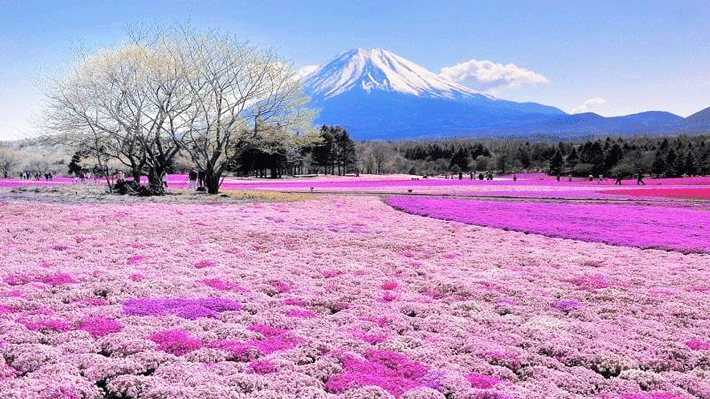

{"left": 299, "top": 48, "right": 566, "bottom": 139}
{"left": 299, "top": 49, "right": 705, "bottom": 140}
{"left": 303, "top": 48, "right": 489, "bottom": 101}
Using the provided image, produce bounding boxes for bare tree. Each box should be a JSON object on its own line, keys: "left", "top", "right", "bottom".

{"left": 43, "top": 24, "right": 317, "bottom": 194}
{"left": 0, "top": 148, "right": 19, "bottom": 178}
{"left": 164, "top": 25, "right": 319, "bottom": 193}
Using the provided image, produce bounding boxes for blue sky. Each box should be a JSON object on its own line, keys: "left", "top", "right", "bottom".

{"left": 1, "top": 0, "right": 709, "bottom": 141}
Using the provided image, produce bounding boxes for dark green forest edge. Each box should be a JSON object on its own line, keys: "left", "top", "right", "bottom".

{"left": 56, "top": 131, "right": 710, "bottom": 181}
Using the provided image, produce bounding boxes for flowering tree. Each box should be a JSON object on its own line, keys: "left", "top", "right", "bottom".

{"left": 43, "top": 24, "right": 318, "bottom": 194}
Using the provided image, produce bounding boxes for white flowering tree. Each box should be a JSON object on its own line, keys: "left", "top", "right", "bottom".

{"left": 44, "top": 24, "right": 318, "bottom": 194}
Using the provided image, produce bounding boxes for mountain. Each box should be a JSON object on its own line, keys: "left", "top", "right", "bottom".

{"left": 300, "top": 48, "right": 708, "bottom": 140}
{"left": 301, "top": 48, "right": 565, "bottom": 140}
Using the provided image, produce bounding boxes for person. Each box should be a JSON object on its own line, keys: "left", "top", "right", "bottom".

{"left": 513, "top": 174, "right": 517, "bottom": 182}
{"left": 197, "top": 170, "right": 206, "bottom": 187}
{"left": 188, "top": 169, "right": 198, "bottom": 189}
{"left": 636, "top": 171, "right": 645, "bottom": 185}
{"left": 458, "top": 171, "right": 463, "bottom": 180}
{"left": 614, "top": 175, "right": 623, "bottom": 185}
{"left": 469, "top": 171, "right": 473, "bottom": 180}
{"left": 117, "top": 170, "right": 125, "bottom": 183}
{"left": 568, "top": 174, "right": 572, "bottom": 182}
{"left": 556, "top": 175, "right": 560, "bottom": 182}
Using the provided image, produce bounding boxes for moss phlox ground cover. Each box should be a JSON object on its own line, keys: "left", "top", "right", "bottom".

{"left": 0, "top": 192, "right": 709, "bottom": 398}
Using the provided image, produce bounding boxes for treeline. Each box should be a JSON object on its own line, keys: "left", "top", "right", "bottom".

{"left": 232, "top": 125, "right": 357, "bottom": 177}
{"left": 352, "top": 135, "right": 710, "bottom": 177}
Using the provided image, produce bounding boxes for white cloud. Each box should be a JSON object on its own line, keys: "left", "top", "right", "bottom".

{"left": 293, "top": 64, "right": 320, "bottom": 81}
{"left": 572, "top": 97, "right": 606, "bottom": 114}
{"left": 439, "top": 59, "right": 549, "bottom": 93}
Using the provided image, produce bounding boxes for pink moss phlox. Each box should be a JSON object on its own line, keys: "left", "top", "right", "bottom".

{"left": 42, "top": 386, "right": 82, "bottom": 399}
{"left": 148, "top": 329, "right": 203, "bottom": 356}
{"left": 322, "top": 270, "right": 341, "bottom": 278}
{"left": 3, "top": 274, "right": 33, "bottom": 286}
{"left": 485, "top": 351, "right": 522, "bottom": 372}
{"left": 128, "top": 273, "right": 144, "bottom": 282}
{"left": 380, "top": 291, "right": 398, "bottom": 302}
{"left": 201, "top": 278, "right": 240, "bottom": 291}
{"left": 248, "top": 359, "right": 276, "bottom": 374}
{"left": 248, "top": 323, "right": 302, "bottom": 354}
{"left": 467, "top": 373, "right": 503, "bottom": 389}
{"left": 283, "top": 297, "right": 305, "bottom": 306}
{"left": 21, "top": 318, "right": 72, "bottom": 333}
{"left": 0, "top": 305, "right": 14, "bottom": 315}
{"left": 619, "top": 393, "right": 687, "bottom": 399}
{"left": 51, "top": 244, "right": 70, "bottom": 251}
{"left": 552, "top": 299, "right": 580, "bottom": 312}
{"left": 352, "top": 330, "right": 387, "bottom": 345}
{"left": 78, "top": 316, "right": 123, "bottom": 337}
{"left": 326, "top": 350, "right": 428, "bottom": 397}
{"left": 287, "top": 309, "right": 317, "bottom": 318}
{"left": 249, "top": 323, "right": 288, "bottom": 337}
{"left": 568, "top": 274, "right": 610, "bottom": 290}
{"left": 123, "top": 298, "right": 241, "bottom": 319}
{"left": 42, "top": 273, "right": 76, "bottom": 286}
{"left": 382, "top": 281, "right": 399, "bottom": 290}
{"left": 442, "top": 253, "right": 458, "bottom": 259}
{"left": 81, "top": 298, "right": 108, "bottom": 306}
{"left": 127, "top": 255, "right": 145, "bottom": 265}
{"left": 686, "top": 339, "right": 710, "bottom": 351}
{"left": 207, "top": 340, "right": 259, "bottom": 362}
{"left": 194, "top": 259, "right": 216, "bottom": 269}
{"left": 387, "top": 196, "right": 710, "bottom": 254}
{"left": 269, "top": 279, "right": 295, "bottom": 293}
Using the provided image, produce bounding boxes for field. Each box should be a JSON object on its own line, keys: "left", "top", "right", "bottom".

{"left": 0, "top": 174, "right": 709, "bottom": 399}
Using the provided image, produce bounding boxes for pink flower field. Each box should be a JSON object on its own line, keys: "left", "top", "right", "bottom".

{"left": 1, "top": 190, "right": 710, "bottom": 399}
{"left": 387, "top": 196, "right": 710, "bottom": 254}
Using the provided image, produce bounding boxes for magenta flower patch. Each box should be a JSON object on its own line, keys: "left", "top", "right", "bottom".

{"left": 467, "top": 373, "right": 503, "bottom": 389}
{"left": 20, "top": 318, "right": 72, "bottom": 333}
{"left": 3, "top": 274, "right": 33, "bottom": 286}
{"left": 387, "top": 196, "right": 710, "bottom": 254}
{"left": 42, "top": 273, "right": 76, "bottom": 286}
{"left": 287, "top": 309, "right": 317, "bottom": 318}
{"left": 194, "top": 259, "right": 216, "bottom": 269}
{"left": 552, "top": 299, "right": 580, "bottom": 312}
{"left": 148, "top": 329, "right": 203, "bottom": 356}
{"left": 326, "top": 350, "right": 428, "bottom": 397}
{"left": 248, "top": 359, "right": 276, "bottom": 374}
{"left": 686, "top": 339, "right": 710, "bottom": 351}
{"left": 123, "top": 298, "right": 241, "bottom": 320}
{"left": 78, "top": 316, "right": 123, "bottom": 337}
{"left": 127, "top": 255, "right": 145, "bottom": 265}
{"left": 207, "top": 340, "right": 259, "bottom": 362}
{"left": 248, "top": 324, "right": 302, "bottom": 354}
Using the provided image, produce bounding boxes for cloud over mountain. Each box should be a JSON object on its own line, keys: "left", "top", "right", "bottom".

{"left": 572, "top": 97, "right": 606, "bottom": 114}
{"left": 439, "top": 59, "right": 549, "bottom": 93}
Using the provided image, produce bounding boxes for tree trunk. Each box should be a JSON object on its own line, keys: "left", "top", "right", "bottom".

{"left": 205, "top": 172, "right": 221, "bottom": 194}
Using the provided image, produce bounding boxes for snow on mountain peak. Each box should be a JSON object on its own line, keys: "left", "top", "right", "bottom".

{"left": 302, "top": 48, "right": 486, "bottom": 100}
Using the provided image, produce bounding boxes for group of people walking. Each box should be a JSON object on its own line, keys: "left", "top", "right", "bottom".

{"left": 19, "top": 171, "right": 53, "bottom": 180}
